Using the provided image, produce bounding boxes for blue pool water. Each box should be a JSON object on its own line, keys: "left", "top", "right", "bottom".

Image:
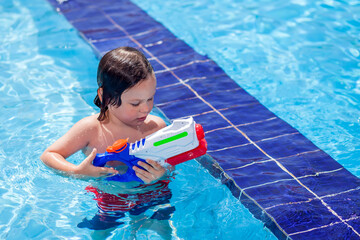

{"left": 0, "top": 0, "right": 277, "bottom": 239}
{"left": 131, "top": 0, "right": 360, "bottom": 178}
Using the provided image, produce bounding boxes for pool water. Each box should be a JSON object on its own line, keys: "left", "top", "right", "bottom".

{"left": 131, "top": 0, "right": 360, "bottom": 177}
{"left": 0, "top": 0, "right": 276, "bottom": 239}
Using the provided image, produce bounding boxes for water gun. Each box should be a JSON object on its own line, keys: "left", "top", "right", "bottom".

{"left": 92, "top": 117, "right": 207, "bottom": 182}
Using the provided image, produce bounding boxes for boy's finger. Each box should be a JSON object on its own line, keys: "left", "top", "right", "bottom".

{"left": 145, "top": 159, "right": 161, "bottom": 170}
{"left": 135, "top": 171, "right": 153, "bottom": 184}
{"left": 85, "top": 148, "right": 97, "bottom": 163}
{"left": 99, "top": 167, "right": 118, "bottom": 175}
{"left": 137, "top": 161, "right": 152, "bottom": 172}
{"left": 133, "top": 165, "right": 149, "bottom": 175}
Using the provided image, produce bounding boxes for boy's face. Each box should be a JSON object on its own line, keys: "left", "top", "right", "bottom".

{"left": 108, "top": 73, "right": 156, "bottom": 127}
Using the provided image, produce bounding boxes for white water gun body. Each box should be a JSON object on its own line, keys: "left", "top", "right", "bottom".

{"left": 130, "top": 117, "right": 200, "bottom": 163}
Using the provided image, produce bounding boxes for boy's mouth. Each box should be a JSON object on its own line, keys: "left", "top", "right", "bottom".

{"left": 137, "top": 116, "right": 147, "bottom": 122}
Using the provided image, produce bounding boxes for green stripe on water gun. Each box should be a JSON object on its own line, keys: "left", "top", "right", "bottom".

{"left": 153, "top": 131, "right": 188, "bottom": 147}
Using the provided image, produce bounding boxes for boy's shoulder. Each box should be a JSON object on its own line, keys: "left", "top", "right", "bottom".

{"left": 72, "top": 114, "right": 100, "bottom": 133}
{"left": 62, "top": 114, "right": 100, "bottom": 148}
{"left": 148, "top": 114, "right": 166, "bottom": 126}
{"left": 144, "top": 114, "right": 167, "bottom": 133}
{"left": 77, "top": 114, "right": 99, "bottom": 126}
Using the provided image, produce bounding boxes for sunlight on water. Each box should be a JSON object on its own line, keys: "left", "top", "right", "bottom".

{"left": 0, "top": 0, "right": 98, "bottom": 238}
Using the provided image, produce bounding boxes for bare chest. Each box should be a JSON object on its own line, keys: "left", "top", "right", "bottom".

{"left": 86, "top": 126, "right": 152, "bottom": 155}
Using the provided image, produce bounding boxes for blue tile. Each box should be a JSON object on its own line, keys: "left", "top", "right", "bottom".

{"left": 237, "top": 117, "right": 298, "bottom": 142}
{"left": 172, "top": 60, "right": 226, "bottom": 80}
{"left": 348, "top": 218, "right": 360, "bottom": 236}
{"left": 201, "top": 88, "right": 259, "bottom": 110}
{"left": 82, "top": 29, "right": 126, "bottom": 42}
{"left": 277, "top": 150, "right": 345, "bottom": 178}
{"left": 244, "top": 179, "right": 315, "bottom": 209}
{"left": 220, "top": 103, "right": 277, "bottom": 125}
{"left": 291, "top": 223, "right": 359, "bottom": 240}
{"left": 192, "top": 112, "right": 229, "bottom": 132}
{"left": 238, "top": 192, "right": 290, "bottom": 240}
{"left": 266, "top": 199, "right": 339, "bottom": 235}
{"left": 80, "top": 0, "right": 116, "bottom": 5}
{"left": 210, "top": 143, "right": 269, "bottom": 170}
{"left": 187, "top": 74, "right": 244, "bottom": 95}
{"left": 92, "top": 38, "right": 138, "bottom": 55}
{"left": 71, "top": 17, "right": 115, "bottom": 33}
{"left": 62, "top": 6, "right": 101, "bottom": 21}
{"left": 102, "top": 1, "right": 142, "bottom": 15}
{"left": 109, "top": 11, "right": 160, "bottom": 35}
{"left": 155, "top": 71, "right": 180, "bottom": 87}
{"left": 227, "top": 160, "right": 292, "bottom": 189}
{"left": 155, "top": 84, "right": 196, "bottom": 104}
{"left": 299, "top": 168, "right": 360, "bottom": 197}
{"left": 146, "top": 39, "right": 194, "bottom": 58}
{"left": 256, "top": 133, "right": 319, "bottom": 159}
{"left": 134, "top": 28, "right": 177, "bottom": 47}
{"left": 205, "top": 127, "right": 249, "bottom": 152}
{"left": 149, "top": 59, "right": 166, "bottom": 72}
{"left": 157, "top": 97, "right": 212, "bottom": 120}
{"left": 157, "top": 50, "right": 209, "bottom": 69}
{"left": 106, "top": 6, "right": 148, "bottom": 20}
{"left": 323, "top": 189, "right": 360, "bottom": 220}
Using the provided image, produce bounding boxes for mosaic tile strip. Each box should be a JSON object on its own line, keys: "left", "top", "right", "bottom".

{"left": 46, "top": 0, "right": 360, "bottom": 239}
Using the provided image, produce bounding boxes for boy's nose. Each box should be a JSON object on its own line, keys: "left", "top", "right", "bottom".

{"left": 140, "top": 102, "right": 152, "bottom": 113}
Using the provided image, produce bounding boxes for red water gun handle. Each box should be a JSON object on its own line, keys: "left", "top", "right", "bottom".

{"left": 165, "top": 124, "right": 207, "bottom": 166}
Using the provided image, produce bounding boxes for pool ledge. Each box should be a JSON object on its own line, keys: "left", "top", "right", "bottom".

{"left": 46, "top": 0, "right": 360, "bottom": 239}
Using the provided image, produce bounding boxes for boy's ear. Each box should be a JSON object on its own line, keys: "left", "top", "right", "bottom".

{"left": 97, "top": 88, "right": 103, "bottom": 103}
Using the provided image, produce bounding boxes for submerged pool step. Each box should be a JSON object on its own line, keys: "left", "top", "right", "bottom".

{"left": 46, "top": 0, "right": 360, "bottom": 239}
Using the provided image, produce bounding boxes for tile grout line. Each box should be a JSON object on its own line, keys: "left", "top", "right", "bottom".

{"left": 288, "top": 215, "right": 360, "bottom": 237}
{"left": 155, "top": 102, "right": 259, "bottom": 117}
{"left": 207, "top": 142, "right": 252, "bottom": 153}
{"left": 154, "top": 59, "right": 212, "bottom": 73}
{"left": 156, "top": 77, "right": 207, "bottom": 89}
{"left": 225, "top": 149, "right": 321, "bottom": 171}
{"left": 207, "top": 132, "right": 299, "bottom": 153}
{"left": 265, "top": 186, "right": 360, "bottom": 211}
{"left": 242, "top": 168, "right": 344, "bottom": 191}
{"left": 205, "top": 117, "right": 278, "bottom": 134}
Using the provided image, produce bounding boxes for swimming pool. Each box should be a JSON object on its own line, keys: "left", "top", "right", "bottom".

{"left": 0, "top": 0, "right": 277, "bottom": 239}
{"left": 47, "top": 0, "right": 360, "bottom": 238}
{"left": 131, "top": 0, "right": 360, "bottom": 179}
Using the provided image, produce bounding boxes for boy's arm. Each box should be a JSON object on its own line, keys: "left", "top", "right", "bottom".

{"left": 40, "top": 117, "right": 118, "bottom": 177}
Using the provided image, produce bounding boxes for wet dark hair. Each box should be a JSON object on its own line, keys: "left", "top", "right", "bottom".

{"left": 94, "top": 46, "right": 153, "bottom": 121}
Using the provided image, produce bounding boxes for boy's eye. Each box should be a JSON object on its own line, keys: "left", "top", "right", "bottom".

{"left": 147, "top": 98, "right": 153, "bottom": 102}
{"left": 131, "top": 102, "right": 140, "bottom": 107}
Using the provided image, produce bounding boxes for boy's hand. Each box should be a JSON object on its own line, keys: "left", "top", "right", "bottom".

{"left": 74, "top": 148, "right": 119, "bottom": 177}
{"left": 133, "top": 159, "right": 166, "bottom": 184}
